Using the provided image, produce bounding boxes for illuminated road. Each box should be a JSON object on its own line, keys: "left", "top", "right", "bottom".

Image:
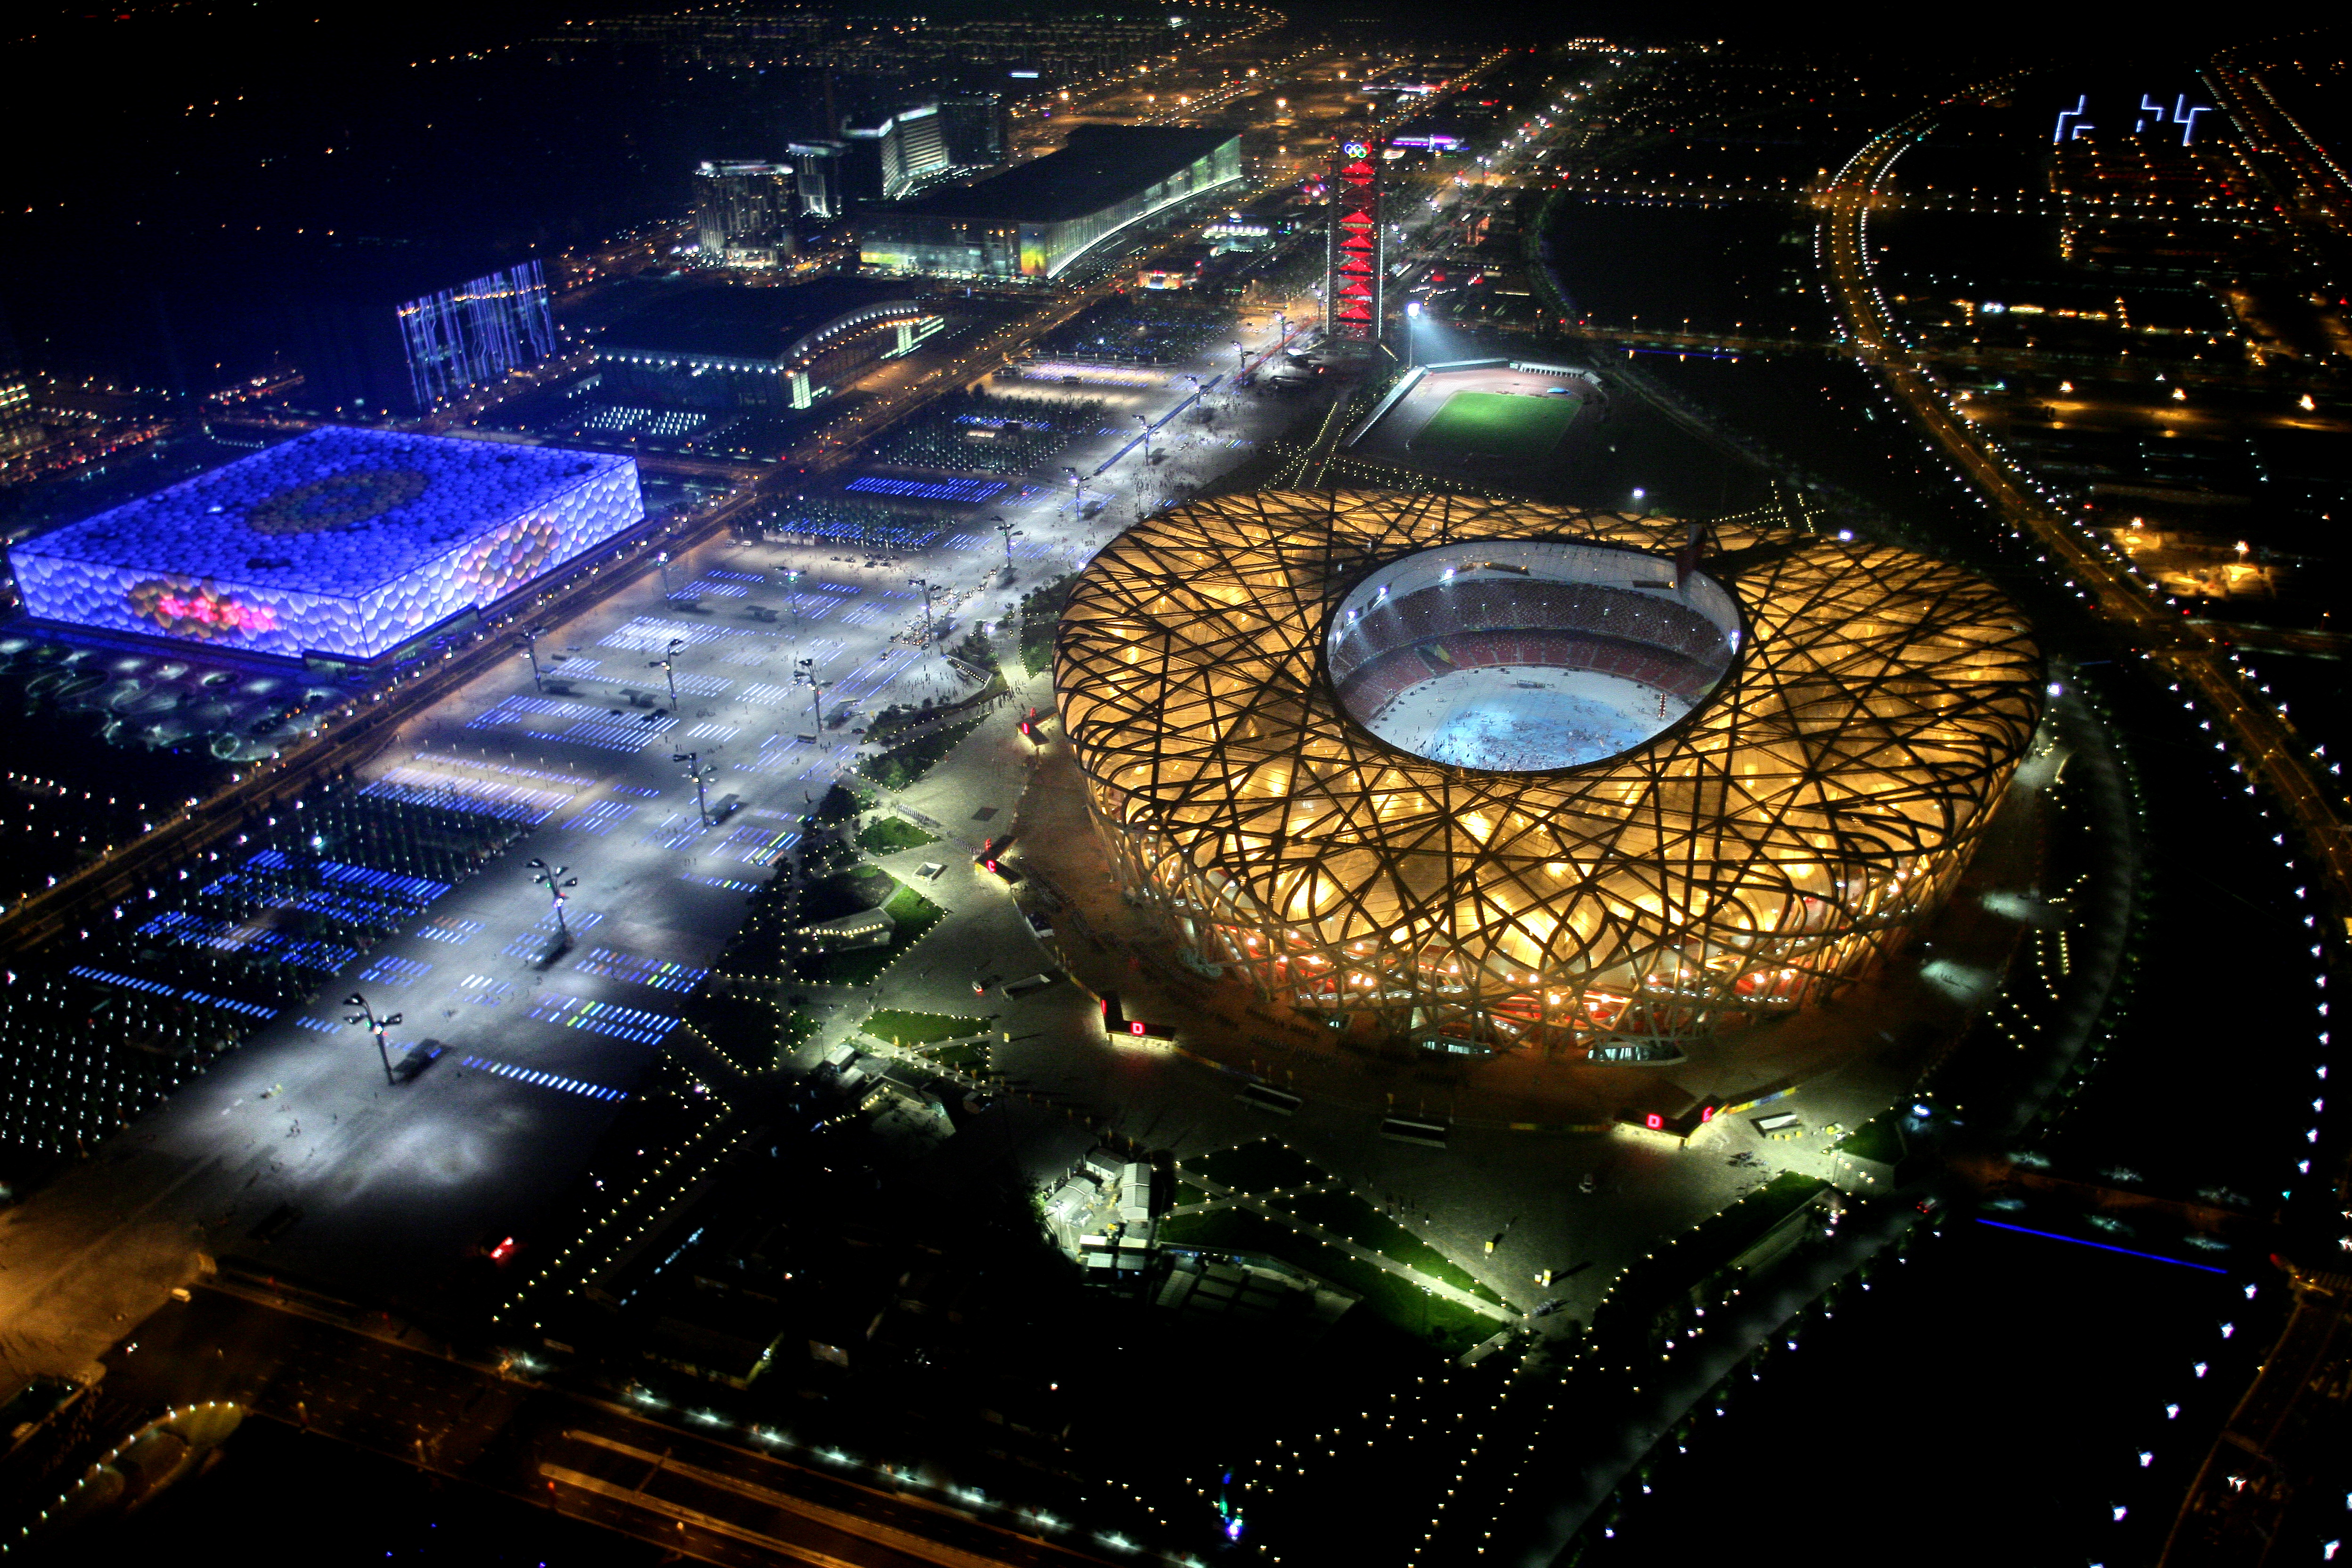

{"left": 1816, "top": 88, "right": 2352, "bottom": 911}
{"left": 83, "top": 1276, "right": 1115, "bottom": 1568}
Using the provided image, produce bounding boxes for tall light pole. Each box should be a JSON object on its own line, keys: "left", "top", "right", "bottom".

{"left": 527, "top": 858, "right": 579, "bottom": 937}
{"left": 1134, "top": 413, "right": 1152, "bottom": 464}
{"left": 1405, "top": 298, "right": 1422, "bottom": 370}
{"left": 516, "top": 626, "right": 550, "bottom": 691}
{"left": 656, "top": 549, "right": 675, "bottom": 599}
{"left": 343, "top": 993, "right": 404, "bottom": 1086}
{"left": 1233, "top": 339, "right": 1247, "bottom": 378}
{"left": 907, "top": 577, "right": 938, "bottom": 648}
{"left": 796, "top": 657, "right": 829, "bottom": 731}
{"left": 992, "top": 515, "right": 1022, "bottom": 577}
{"left": 674, "top": 751, "right": 716, "bottom": 825}
{"left": 1063, "top": 465, "right": 1084, "bottom": 514}
{"left": 648, "top": 636, "right": 686, "bottom": 711}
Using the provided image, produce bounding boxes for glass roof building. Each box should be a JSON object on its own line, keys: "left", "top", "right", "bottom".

{"left": 862, "top": 125, "right": 1242, "bottom": 281}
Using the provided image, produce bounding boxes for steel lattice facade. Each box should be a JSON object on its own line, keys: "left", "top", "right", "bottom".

{"left": 1054, "top": 490, "right": 2042, "bottom": 1058}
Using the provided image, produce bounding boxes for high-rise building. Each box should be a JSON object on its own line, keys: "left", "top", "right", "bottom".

{"left": 789, "top": 140, "right": 849, "bottom": 220}
{"left": 938, "top": 93, "right": 1009, "bottom": 172}
{"left": 692, "top": 161, "right": 794, "bottom": 257}
{"left": 883, "top": 103, "right": 952, "bottom": 199}
{"left": 0, "top": 307, "right": 40, "bottom": 457}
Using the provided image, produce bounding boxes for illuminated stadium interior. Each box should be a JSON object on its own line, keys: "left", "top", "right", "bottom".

{"left": 1326, "top": 539, "right": 1740, "bottom": 772}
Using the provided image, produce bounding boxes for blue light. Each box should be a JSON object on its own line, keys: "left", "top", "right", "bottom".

{"left": 10, "top": 427, "right": 643, "bottom": 660}
{"left": 399, "top": 260, "right": 558, "bottom": 406}
{"left": 1974, "top": 1219, "right": 2227, "bottom": 1273}
{"left": 844, "top": 475, "right": 1006, "bottom": 503}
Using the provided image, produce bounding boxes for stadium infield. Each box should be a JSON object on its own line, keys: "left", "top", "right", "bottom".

{"left": 1410, "top": 389, "right": 1584, "bottom": 458}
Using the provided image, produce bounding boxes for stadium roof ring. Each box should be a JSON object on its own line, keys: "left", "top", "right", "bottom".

{"left": 1054, "top": 490, "right": 2043, "bottom": 1058}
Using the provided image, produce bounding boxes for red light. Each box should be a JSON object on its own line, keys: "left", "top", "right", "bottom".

{"left": 1701, "top": 1106, "right": 1715, "bottom": 1122}
{"left": 490, "top": 1237, "right": 517, "bottom": 1262}
{"left": 1645, "top": 1114, "right": 1662, "bottom": 1130}
{"left": 1129, "top": 1021, "right": 1146, "bottom": 1036}
{"left": 985, "top": 860, "right": 998, "bottom": 873}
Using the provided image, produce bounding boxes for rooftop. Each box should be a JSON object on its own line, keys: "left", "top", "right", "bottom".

{"left": 10, "top": 427, "right": 636, "bottom": 596}
{"left": 600, "top": 278, "right": 919, "bottom": 362}
{"left": 884, "top": 125, "right": 1239, "bottom": 225}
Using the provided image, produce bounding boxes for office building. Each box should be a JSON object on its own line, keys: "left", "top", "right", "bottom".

{"left": 938, "top": 93, "right": 1009, "bottom": 171}
{"left": 693, "top": 161, "right": 795, "bottom": 260}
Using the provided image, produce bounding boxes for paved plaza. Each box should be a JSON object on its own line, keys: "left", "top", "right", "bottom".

{"left": 0, "top": 310, "right": 1320, "bottom": 1384}
{"left": 0, "top": 302, "right": 2061, "bottom": 1388}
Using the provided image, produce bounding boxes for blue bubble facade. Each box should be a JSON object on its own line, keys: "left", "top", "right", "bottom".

{"left": 7, "top": 427, "right": 644, "bottom": 661}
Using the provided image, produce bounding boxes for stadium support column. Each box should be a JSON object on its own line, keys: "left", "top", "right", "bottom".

{"left": 1326, "top": 138, "right": 1383, "bottom": 357}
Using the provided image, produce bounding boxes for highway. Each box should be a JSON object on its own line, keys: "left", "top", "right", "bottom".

{"left": 85, "top": 1274, "right": 1115, "bottom": 1568}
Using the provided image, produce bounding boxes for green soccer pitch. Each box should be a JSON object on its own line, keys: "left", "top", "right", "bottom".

{"left": 1410, "top": 390, "right": 1584, "bottom": 457}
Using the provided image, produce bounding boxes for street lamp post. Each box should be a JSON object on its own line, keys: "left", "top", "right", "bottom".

{"left": 795, "top": 657, "right": 830, "bottom": 731}
{"left": 1063, "top": 466, "right": 1084, "bottom": 514}
{"left": 908, "top": 577, "right": 938, "bottom": 648}
{"left": 527, "top": 858, "right": 579, "bottom": 937}
{"left": 648, "top": 637, "right": 686, "bottom": 711}
{"left": 656, "top": 549, "right": 674, "bottom": 599}
{"left": 1233, "top": 340, "right": 1248, "bottom": 378}
{"left": 343, "top": 993, "right": 404, "bottom": 1086}
{"left": 1405, "top": 299, "right": 1422, "bottom": 369}
{"left": 517, "top": 626, "right": 548, "bottom": 691}
{"left": 1134, "top": 414, "right": 1152, "bottom": 463}
{"left": 674, "top": 751, "right": 716, "bottom": 825}
{"left": 992, "top": 515, "right": 1022, "bottom": 577}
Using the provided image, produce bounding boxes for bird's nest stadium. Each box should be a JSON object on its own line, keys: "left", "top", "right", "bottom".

{"left": 1053, "top": 490, "right": 2042, "bottom": 1059}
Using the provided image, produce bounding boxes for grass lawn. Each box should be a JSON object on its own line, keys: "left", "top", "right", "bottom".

{"left": 800, "top": 882, "right": 947, "bottom": 987}
{"left": 683, "top": 993, "right": 825, "bottom": 1072}
{"left": 1157, "top": 1208, "right": 1495, "bottom": 1354}
{"left": 857, "top": 714, "right": 985, "bottom": 792}
{"left": 1186, "top": 1138, "right": 1331, "bottom": 1195}
{"left": 862, "top": 1008, "right": 991, "bottom": 1046}
{"left": 1411, "top": 390, "right": 1582, "bottom": 458}
{"left": 858, "top": 816, "right": 940, "bottom": 854}
{"left": 1282, "top": 1190, "right": 1506, "bottom": 1306}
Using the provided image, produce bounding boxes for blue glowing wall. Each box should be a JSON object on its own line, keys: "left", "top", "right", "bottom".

{"left": 399, "top": 260, "right": 559, "bottom": 408}
{"left": 8, "top": 427, "right": 643, "bottom": 661}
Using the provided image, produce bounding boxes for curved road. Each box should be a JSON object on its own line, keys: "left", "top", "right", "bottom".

{"left": 1816, "top": 81, "right": 2352, "bottom": 910}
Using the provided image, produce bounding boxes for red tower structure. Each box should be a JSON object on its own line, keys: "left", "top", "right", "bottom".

{"left": 1325, "top": 137, "right": 1383, "bottom": 353}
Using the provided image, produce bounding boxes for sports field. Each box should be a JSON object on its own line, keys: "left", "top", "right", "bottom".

{"left": 1410, "top": 389, "right": 1584, "bottom": 457}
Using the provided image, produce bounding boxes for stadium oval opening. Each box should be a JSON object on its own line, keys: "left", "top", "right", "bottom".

{"left": 1324, "top": 539, "right": 1741, "bottom": 773}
